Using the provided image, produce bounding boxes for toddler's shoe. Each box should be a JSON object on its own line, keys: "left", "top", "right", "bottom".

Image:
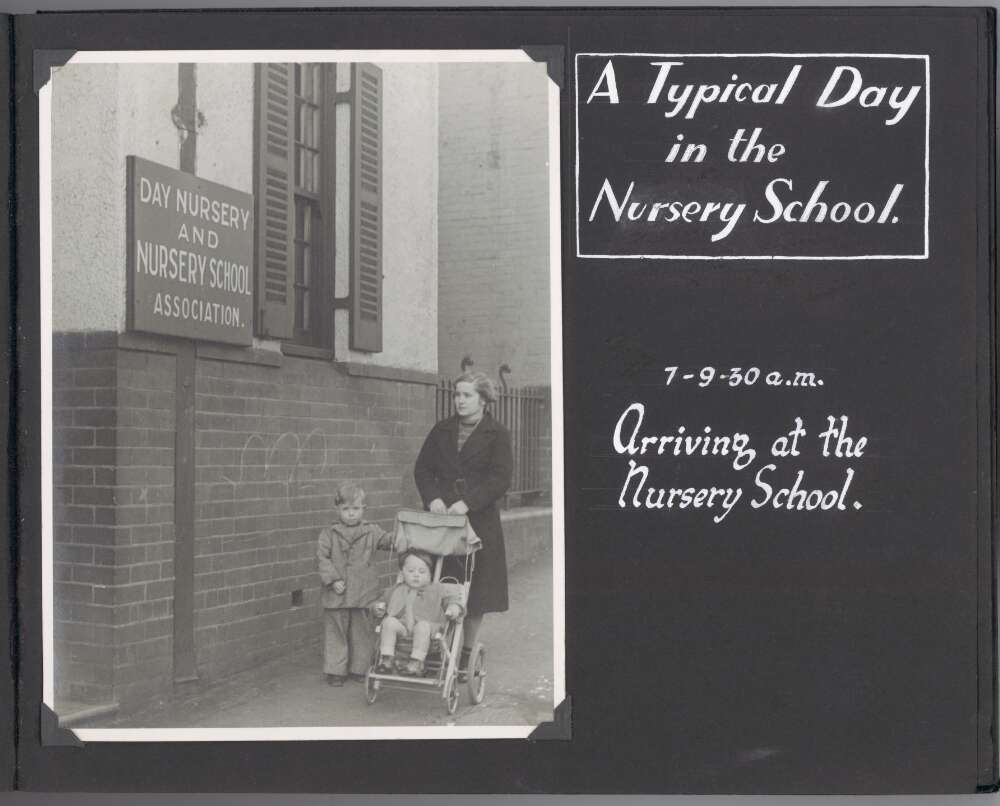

{"left": 375, "top": 655, "right": 395, "bottom": 674}
{"left": 326, "top": 674, "right": 346, "bottom": 687}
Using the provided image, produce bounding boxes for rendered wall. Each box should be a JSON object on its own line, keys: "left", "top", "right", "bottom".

{"left": 50, "top": 60, "right": 437, "bottom": 379}
{"left": 334, "top": 62, "right": 439, "bottom": 374}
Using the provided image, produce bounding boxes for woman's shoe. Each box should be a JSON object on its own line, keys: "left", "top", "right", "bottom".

{"left": 326, "top": 674, "right": 346, "bottom": 687}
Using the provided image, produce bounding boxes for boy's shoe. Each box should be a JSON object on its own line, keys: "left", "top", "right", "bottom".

{"left": 326, "top": 674, "right": 346, "bottom": 687}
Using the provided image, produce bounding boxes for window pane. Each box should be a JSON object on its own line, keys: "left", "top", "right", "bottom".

{"left": 289, "top": 64, "right": 327, "bottom": 344}
{"left": 310, "top": 65, "right": 321, "bottom": 101}
{"left": 302, "top": 211, "right": 312, "bottom": 286}
{"left": 294, "top": 199, "right": 305, "bottom": 331}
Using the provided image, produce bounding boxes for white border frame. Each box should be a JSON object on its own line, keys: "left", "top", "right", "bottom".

{"left": 574, "top": 52, "right": 930, "bottom": 261}
{"left": 40, "top": 48, "right": 565, "bottom": 741}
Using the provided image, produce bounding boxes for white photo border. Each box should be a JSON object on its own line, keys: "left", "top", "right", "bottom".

{"left": 40, "top": 47, "right": 565, "bottom": 742}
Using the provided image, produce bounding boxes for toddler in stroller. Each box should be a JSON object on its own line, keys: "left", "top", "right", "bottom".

{"left": 366, "top": 510, "right": 487, "bottom": 714}
{"left": 374, "top": 549, "right": 463, "bottom": 675}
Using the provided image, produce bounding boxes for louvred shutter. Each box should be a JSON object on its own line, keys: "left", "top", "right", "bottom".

{"left": 350, "top": 63, "right": 383, "bottom": 352}
{"left": 254, "top": 63, "right": 295, "bottom": 339}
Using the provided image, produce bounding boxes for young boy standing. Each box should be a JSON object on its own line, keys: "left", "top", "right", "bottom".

{"left": 317, "top": 482, "right": 394, "bottom": 686}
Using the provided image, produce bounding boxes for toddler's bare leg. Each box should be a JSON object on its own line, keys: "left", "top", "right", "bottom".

{"left": 410, "top": 620, "right": 433, "bottom": 660}
{"left": 379, "top": 616, "right": 405, "bottom": 657}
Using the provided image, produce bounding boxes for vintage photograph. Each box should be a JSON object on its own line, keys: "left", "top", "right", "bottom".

{"left": 40, "top": 50, "right": 562, "bottom": 739}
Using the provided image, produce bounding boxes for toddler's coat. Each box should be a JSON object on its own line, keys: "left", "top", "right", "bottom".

{"left": 381, "top": 579, "right": 464, "bottom": 630}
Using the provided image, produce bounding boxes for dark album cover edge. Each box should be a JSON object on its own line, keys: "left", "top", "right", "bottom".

{"left": 2, "top": 9, "right": 17, "bottom": 795}
{"left": 977, "top": 3, "right": 999, "bottom": 792}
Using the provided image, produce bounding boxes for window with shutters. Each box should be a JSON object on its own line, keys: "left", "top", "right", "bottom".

{"left": 254, "top": 62, "right": 383, "bottom": 352}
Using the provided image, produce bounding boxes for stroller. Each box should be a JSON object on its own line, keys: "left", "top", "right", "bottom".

{"left": 364, "top": 509, "right": 486, "bottom": 715}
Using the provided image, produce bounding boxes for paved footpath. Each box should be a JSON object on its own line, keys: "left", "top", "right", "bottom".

{"left": 97, "top": 551, "right": 555, "bottom": 729}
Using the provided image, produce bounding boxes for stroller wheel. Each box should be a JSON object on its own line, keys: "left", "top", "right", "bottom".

{"left": 364, "top": 669, "right": 379, "bottom": 705}
{"left": 445, "top": 677, "right": 460, "bottom": 715}
{"left": 466, "top": 643, "right": 486, "bottom": 705}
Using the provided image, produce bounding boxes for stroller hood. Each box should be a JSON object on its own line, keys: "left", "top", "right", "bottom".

{"left": 393, "top": 510, "right": 482, "bottom": 556}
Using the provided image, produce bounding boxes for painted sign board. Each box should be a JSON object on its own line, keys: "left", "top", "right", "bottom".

{"left": 126, "top": 156, "right": 254, "bottom": 346}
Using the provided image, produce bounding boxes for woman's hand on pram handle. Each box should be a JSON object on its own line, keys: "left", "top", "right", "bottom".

{"left": 332, "top": 580, "right": 346, "bottom": 595}
{"left": 446, "top": 500, "right": 469, "bottom": 515}
{"left": 428, "top": 498, "right": 447, "bottom": 514}
{"left": 372, "top": 601, "right": 387, "bottom": 619}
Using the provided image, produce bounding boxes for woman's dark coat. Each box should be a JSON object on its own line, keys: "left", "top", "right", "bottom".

{"left": 414, "top": 412, "right": 512, "bottom": 615}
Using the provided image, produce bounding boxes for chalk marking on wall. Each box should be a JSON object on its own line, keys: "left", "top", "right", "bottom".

{"left": 220, "top": 428, "right": 330, "bottom": 504}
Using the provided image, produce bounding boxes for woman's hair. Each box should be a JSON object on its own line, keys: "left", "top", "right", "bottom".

{"left": 455, "top": 370, "right": 497, "bottom": 404}
{"left": 334, "top": 481, "right": 365, "bottom": 506}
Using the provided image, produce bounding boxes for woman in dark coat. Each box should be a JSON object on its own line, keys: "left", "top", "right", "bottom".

{"left": 414, "top": 371, "right": 513, "bottom": 650}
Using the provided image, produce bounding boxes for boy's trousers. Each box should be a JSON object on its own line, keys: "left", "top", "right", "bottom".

{"left": 324, "top": 608, "right": 375, "bottom": 676}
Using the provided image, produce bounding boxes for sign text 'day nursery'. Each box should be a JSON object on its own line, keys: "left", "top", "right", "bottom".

{"left": 127, "top": 156, "right": 254, "bottom": 345}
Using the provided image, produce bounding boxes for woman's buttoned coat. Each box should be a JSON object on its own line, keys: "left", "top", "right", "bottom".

{"left": 414, "top": 412, "right": 513, "bottom": 615}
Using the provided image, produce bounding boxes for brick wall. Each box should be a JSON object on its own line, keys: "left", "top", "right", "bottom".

{"left": 52, "top": 332, "right": 119, "bottom": 704}
{"left": 110, "top": 345, "right": 176, "bottom": 708}
{"left": 437, "top": 63, "right": 551, "bottom": 387}
{"left": 53, "top": 334, "right": 436, "bottom": 711}
{"left": 191, "top": 352, "right": 434, "bottom": 682}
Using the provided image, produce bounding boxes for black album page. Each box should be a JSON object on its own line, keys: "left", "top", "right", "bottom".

{"left": 9, "top": 7, "right": 999, "bottom": 794}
